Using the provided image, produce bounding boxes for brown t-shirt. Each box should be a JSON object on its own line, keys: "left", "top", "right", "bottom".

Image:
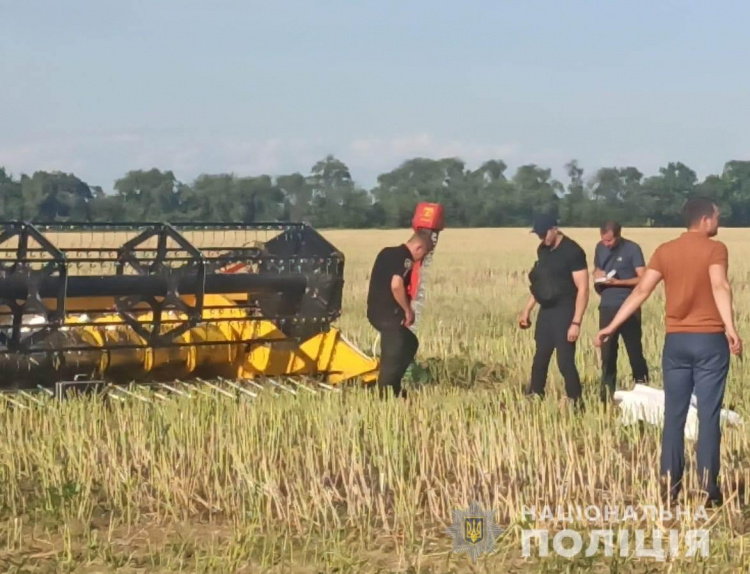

{"left": 647, "top": 232, "right": 728, "bottom": 334}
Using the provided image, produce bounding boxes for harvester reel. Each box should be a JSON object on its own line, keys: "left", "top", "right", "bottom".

{"left": 0, "top": 205, "right": 444, "bottom": 401}
{"left": 113, "top": 222, "right": 207, "bottom": 345}
{"left": 0, "top": 220, "right": 381, "bottom": 394}
{"left": 0, "top": 222, "right": 67, "bottom": 353}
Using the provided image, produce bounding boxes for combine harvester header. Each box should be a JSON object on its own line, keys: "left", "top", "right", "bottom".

{"left": 0, "top": 203, "right": 443, "bottom": 402}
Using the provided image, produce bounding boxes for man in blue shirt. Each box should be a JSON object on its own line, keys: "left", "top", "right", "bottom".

{"left": 593, "top": 221, "right": 650, "bottom": 402}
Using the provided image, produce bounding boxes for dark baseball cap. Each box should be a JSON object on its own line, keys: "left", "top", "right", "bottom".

{"left": 531, "top": 214, "right": 558, "bottom": 236}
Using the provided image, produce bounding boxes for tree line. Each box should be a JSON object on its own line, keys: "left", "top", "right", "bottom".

{"left": 2, "top": 155, "right": 750, "bottom": 228}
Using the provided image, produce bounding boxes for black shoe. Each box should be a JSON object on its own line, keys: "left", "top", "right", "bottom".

{"left": 659, "top": 476, "right": 681, "bottom": 507}
{"left": 703, "top": 492, "right": 724, "bottom": 508}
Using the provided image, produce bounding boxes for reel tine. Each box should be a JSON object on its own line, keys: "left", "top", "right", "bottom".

{"left": 222, "top": 378, "right": 258, "bottom": 399}
{"left": 190, "top": 382, "right": 214, "bottom": 399}
{"left": 1, "top": 395, "right": 29, "bottom": 409}
{"left": 316, "top": 382, "right": 340, "bottom": 392}
{"left": 19, "top": 391, "right": 45, "bottom": 406}
{"left": 147, "top": 386, "right": 169, "bottom": 401}
{"left": 104, "top": 385, "right": 126, "bottom": 402}
{"left": 287, "top": 377, "right": 317, "bottom": 394}
{"left": 159, "top": 383, "right": 192, "bottom": 398}
{"left": 199, "top": 378, "right": 235, "bottom": 399}
{"left": 268, "top": 378, "right": 296, "bottom": 395}
{"left": 245, "top": 379, "right": 265, "bottom": 391}
{"left": 110, "top": 385, "right": 152, "bottom": 404}
{"left": 36, "top": 385, "right": 55, "bottom": 397}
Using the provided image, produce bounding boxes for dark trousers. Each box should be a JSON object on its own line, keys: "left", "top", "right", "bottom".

{"left": 599, "top": 306, "right": 649, "bottom": 401}
{"left": 374, "top": 323, "right": 419, "bottom": 398}
{"left": 661, "top": 333, "right": 729, "bottom": 501}
{"left": 528, "top": 303, "right": 582, "bottom": 402}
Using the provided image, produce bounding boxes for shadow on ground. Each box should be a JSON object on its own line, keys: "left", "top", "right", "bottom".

{"left": 404, "top": 356, "right": 510, "bottom": 390}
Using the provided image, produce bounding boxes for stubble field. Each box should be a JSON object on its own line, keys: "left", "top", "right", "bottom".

{"left": 1, "top": 227, "right": 749, "bottom": 573}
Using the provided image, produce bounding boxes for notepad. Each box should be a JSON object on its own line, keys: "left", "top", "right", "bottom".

{"left": 594, "top": 270, "right": 617, "bottom": 283}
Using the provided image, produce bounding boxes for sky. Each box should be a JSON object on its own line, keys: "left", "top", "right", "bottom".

{"left": 2, "top": 0, "right": 750, "bottom": 192}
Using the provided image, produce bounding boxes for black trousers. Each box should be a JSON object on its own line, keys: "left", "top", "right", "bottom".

{"left": 598, "top": 306, "right": 649, "bottom": 401}
{"left": 528, "top": 303, "right": 582, "bottom": 402}
{"left": 373, "top": 323, "right": 419, "bottom": 398}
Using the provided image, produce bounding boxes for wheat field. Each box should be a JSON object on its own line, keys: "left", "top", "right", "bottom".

{"left": 1, "top": 227, "right": 749, "bottom": 573}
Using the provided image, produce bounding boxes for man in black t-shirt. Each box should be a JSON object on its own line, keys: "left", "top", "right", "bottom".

{"left": 518, "top": 214, "right": 589, "bottom": 406}
{"left": 367, "top": 231, "right": 433, "bottom": 398}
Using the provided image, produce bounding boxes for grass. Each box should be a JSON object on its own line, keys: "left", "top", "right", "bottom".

{"left": 1, "top": 227, "right": 749, "bottom": 572}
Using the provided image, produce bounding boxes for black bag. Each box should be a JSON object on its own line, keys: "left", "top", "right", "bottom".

{"left": 528, "top": 258, "right": 563, "bottom": 306}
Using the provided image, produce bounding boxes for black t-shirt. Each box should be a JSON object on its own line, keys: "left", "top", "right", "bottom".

{"left": 367, "top": 244, "right": 413, "bottom": 327}
{"left": 536, "top": 235, "right": 587, "bottom": 304}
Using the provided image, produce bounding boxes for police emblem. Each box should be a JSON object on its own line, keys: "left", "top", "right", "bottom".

{"left": 445, "top": 500, "right": 503, "bottom": 562}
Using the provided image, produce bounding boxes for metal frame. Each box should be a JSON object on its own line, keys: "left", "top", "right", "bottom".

{"left": 0, "top": 220, "right": 345, "bottom": 354}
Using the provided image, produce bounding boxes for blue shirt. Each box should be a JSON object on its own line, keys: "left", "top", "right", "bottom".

{"left": 594, "top": 238, "right": 646, "bottom": 308}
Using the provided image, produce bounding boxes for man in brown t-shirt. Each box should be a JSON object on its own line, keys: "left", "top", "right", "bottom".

{"left": 594, "top": 198, "right": 741, "bottom": 505}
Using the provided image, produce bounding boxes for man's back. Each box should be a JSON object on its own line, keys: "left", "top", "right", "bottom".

{"left": 647, "top": 231, "right": 728, "bottom": 333}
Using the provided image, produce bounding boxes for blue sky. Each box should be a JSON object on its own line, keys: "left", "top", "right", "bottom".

{"left": 2, "top": 0, "right": 750, "bottom": 192}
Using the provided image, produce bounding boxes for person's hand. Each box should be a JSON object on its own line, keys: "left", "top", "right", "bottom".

{"left": 567, "top": 323, "right": 580, "bottom": 342}
{"left": 594, "top": 326, "right": 615, "bottom": 347}
{"left": 726, "top": 329, "right": 742, "bottom": 357}
{"left": 402, "top": 307, "right": 415, "bottom": 327}
{"left": 518, "top": 312, "right": 531, "bottom": 329}
{"left": 593, "top": 269, "right": 605, "bottom": 281}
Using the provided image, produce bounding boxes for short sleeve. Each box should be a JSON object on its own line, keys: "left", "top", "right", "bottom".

{"left": 593, "top": 245, "right": 603, "bottom": 269}
{"left": 383, "top": 250, "right": 403, "bottom": 277}
{"left": 631, "top": 243, "right": 646, "bottom": 268}
{"left": 709, "top": 241, "right": 729, "bottom": 267}
{"left": 647, "top": 247, "right": 663, "bottom": 274}
{"left": 373, "top": 249, "right": 395, "bottom": 277}
{"left": 568, "top": 245, "right": 587, "bottom": 272}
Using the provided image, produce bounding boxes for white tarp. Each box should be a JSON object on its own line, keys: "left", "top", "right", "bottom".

{"left": 613, "top": 383, "right": 744, "bottom": 441}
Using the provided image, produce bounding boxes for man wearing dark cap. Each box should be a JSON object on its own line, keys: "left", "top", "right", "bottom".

{"left": 518, "top": 214, "right": 589, "bottom": 406}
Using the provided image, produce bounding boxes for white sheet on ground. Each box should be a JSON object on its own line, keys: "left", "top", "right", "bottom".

{"left": 613, "top": 384, "right": 744, "bottom": 441}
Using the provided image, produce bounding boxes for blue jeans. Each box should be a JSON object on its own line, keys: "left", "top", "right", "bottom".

{"left": 661, "top": 333, "right": 730, "bottom": 500}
